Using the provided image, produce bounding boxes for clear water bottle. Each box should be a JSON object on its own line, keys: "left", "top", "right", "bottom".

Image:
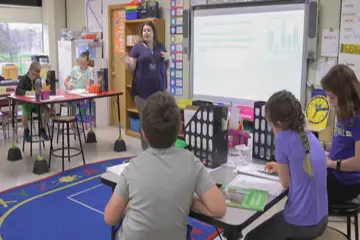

{"left": 35, "top": 78, "right": 41, "bottom": 101}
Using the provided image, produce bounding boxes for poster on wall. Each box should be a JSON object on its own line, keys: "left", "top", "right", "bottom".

{"left": 113, "top": 10, "right": 126, "bottom": 53}
{"left": 169, "top": 0, "right": 184, "bottom": 96}
{"left": 338, "top": 0, "right": 360, "bottom": 78}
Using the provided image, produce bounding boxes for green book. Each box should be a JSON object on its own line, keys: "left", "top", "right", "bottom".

{"left": 220, "top": 185, "right": 269, "bottom": 211}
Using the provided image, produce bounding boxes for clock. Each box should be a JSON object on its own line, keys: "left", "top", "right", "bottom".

{"left": 305, "top": 95, "right": 329, "bottom": 125}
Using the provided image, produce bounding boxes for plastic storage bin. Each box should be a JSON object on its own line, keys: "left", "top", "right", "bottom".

{"left": 130, "top": 117, "right": 140, "bottom": 132}
{"left": 126, "top": 11, "right": 139, "bottom": 20}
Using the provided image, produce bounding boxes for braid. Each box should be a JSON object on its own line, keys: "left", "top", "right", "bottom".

{"left": 288, "top": 94, "right": 313, "bottom": 177}
{"left": 266, "top": 90, "right": 314, "bottom": 177}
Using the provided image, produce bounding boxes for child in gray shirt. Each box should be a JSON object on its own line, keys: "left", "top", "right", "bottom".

{"left": 104, "top": 92, "right": 226, "bottom": 240}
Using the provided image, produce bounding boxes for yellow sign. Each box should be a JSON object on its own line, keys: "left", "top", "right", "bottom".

{"left": 341, "top": 44, "right": 360, "bottom": 55}
{"left": 305, "top": 95, "right": 329, "bottom": 132}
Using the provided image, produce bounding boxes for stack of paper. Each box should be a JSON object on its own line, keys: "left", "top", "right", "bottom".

{"left": 229, "top": 174, "right": 284, "bottom": 196}
{"left": 233, "top": 163, "right": 280, "bottom": 182}
{"left": 107, "top": 162, "right": 129, "bottom": 176}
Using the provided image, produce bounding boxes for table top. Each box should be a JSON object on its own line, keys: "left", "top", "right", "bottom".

{"left": 8, "top": 90, "right": 123, "bottom": 104}
{"left": 100, "top": 165, "right": 287, "bottom": 229}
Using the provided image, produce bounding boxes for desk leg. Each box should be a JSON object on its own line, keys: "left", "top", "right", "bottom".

{"left": 33, "top": 105, "right": 49, "bottom": 175}
{"left": 86, "top": 99, "right": 97, "bottom": 143}
{"left": 7, "top": 99, "right": 22, "bottom": 161}
{"left": 113, "top": 94, "right": 126, "bottom": 152}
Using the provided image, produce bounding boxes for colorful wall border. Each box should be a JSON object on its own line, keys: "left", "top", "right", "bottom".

{"left": 169, "top": 0, "right": 184, "bottom": 96}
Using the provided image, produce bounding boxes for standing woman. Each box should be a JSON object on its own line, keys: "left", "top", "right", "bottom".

{"left": 124, "top": 22, "right": 171, "bottom": 150}
{"left": 321, "top": 64, "right": 360, "bottom": 204}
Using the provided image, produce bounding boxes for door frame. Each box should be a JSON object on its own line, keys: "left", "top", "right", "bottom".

{"left": 108, "top": 4, "right": 126, "bottom": 126}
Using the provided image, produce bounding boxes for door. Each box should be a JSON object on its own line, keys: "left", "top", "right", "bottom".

{"left": 108, "top": 5, "right": 126, "bottom": 127}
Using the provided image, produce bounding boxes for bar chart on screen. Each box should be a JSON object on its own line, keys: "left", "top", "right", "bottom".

{"left": 267, "top": 17, "right": 301, "bottom": 53}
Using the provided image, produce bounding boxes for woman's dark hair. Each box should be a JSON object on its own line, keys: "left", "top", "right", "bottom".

{"left": 79, "top": 50, "right": 90, "bottom": 61}
{"left": 321, "top": 64, "right": 360, "bottom": 122}
{"left": 265, "top": 90, "right": 313, "bottom": 177}
{"left": 141, "top": 22, "right": 158, "bottom": 46}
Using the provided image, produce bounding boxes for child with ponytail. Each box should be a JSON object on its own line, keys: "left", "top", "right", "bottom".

{"left": 64, "top": 51, "right": 94, "bottom": 116}
{"left": 245, "top": 90, "right": 328, "bottom": 240}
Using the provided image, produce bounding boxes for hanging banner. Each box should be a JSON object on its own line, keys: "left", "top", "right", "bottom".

{"left": 114, "top": 10, "right": 125, "bottom": 53}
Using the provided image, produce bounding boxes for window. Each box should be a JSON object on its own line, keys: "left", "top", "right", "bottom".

{"left": 0, "top": 22, "right": 43, "bottom": 76}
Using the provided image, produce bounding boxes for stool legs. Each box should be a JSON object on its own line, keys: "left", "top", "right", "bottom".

{"left": 48, "top": 120, "right": 55, "bottom": 168}
{"left": 49, "top": 118, "right": 85, "bottom": 171}
{"left": 61, "top": 122, "right": 65, "bottom": 171}
{"left": 347, "top": 216, "right": 351, "bottom": 240}
{"left": 66, "top": 122, "right": 71, "bottom": 163}
{"left": 355, "top": 215, "right": 359, "bottom": 240}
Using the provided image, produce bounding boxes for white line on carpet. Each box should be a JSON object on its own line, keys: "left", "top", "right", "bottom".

{"left": 68, "top": 184, "right": 103, "bottom": 198}
{"left": 67, "top": 196, "right": 104, "bottom": 215}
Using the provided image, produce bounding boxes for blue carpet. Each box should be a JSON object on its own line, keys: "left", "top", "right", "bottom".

{"left": 0, "top": 157, "right": 222, "bottom": 240}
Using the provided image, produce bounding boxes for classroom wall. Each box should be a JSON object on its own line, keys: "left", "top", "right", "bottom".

{"left": 65, "top": 0, "right": 339, "bottom": 99}
{"left": 0, "top": 4, "right": 42, "bottom": 23}
{"left": 0, "top": 1, "right": 66, "bottom": 76}
{"left": 42, "top": 0, "right": 66, "bottom": 77}
{"left": 308, "top": 0, "right": 341, "bottom": 87}
{"left": 66, "top": 0, "right": 86, "bottom": 30}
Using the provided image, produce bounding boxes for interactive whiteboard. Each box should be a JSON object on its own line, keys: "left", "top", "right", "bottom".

{"left": 190, "top": 2, "right": 309, "bottom": 106}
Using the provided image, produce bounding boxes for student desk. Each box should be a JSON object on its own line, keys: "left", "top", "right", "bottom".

{"left": 7, "top": 90, "right": 124, "bottom": 174}
{"left": 100, "top": 165, "right": 288, "bottom": 240}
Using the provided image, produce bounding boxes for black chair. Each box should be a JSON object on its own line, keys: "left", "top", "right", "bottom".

{"left": 329, "top": 195, "right": 360, "bottom": 240}
{"left": 49, "top": 115, "right": 85, "bottom": 171}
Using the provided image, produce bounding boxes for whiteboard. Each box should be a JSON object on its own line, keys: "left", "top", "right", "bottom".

{"left": 190, "top": 2, "right": 309, "bottom": 106}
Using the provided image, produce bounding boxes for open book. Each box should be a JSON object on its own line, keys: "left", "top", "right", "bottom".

{"left": 220, "top": 185, "right": 268, "bottom": 211}
{"left": 233, "top": 162, "right": 280, "bottom": 182}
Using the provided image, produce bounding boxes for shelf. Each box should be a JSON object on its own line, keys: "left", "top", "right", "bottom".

{"left": 126, "top": 129, "right": 141, "bottom": 138}
{"left": 122, "top": 18, "right": 165, "bottom": 139}
{"left": 127, "top": 107, "right": 139, "bottom": 114}
{"left": 125, "top": 18, "right": 157, "bottom": 24}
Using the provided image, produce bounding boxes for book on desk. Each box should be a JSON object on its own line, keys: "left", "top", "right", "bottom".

{"left": 220, "top": 185, "right": 268, "bottom": 211}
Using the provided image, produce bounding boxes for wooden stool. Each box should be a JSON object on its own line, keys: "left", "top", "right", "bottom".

{"left": 57, "top": 103, "right": 86, "bottom": 143}
{"left": 314, "top": 226, "right": 347, "bottom": 239}
{"left": 329, "top": 195, "right": 360, "bottom": 240}
{"left": 49, "top": 115, "right": 85, "bottom": 171}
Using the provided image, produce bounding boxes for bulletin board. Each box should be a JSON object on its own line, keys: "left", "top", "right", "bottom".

{"left": 338, "top": 0, "right": 360, "bottom": 78}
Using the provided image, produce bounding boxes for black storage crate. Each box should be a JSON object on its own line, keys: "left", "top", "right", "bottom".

{"left": 184, "top": 104, "right": 228, "bottom": 168}
{"left": 252, "top": 101, "right": 276, "bottom": 161}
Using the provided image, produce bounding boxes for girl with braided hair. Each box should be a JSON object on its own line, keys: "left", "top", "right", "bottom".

{"left": 245, "top": 90, "right": 328, "bottom": 240}
{"left": 321, "top": 64, "right": 360, "bottom": 204}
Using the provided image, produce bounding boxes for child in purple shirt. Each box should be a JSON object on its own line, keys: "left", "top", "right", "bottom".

{"left": 321, "top": 64, "right": 360, "bottom": 203}
{"left": 245, "top": 90, "right": 328, "bottom": 240}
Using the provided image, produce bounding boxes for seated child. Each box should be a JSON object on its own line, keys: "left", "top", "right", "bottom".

{"left": 104, "top": 91, "right": 226, "bottom": 240}
{"left": 64, "top": 51, "right": 93, "bottom": 116}
{"left": 15, "top": 61, "right": 51, "bottom": 141}
{"left": 245, "top": 90, "right": 328, "bottom": 240}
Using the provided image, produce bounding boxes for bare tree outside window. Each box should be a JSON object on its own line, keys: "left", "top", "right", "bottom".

{"left": 0, "top": 23, "right": 43, "bottom": 76}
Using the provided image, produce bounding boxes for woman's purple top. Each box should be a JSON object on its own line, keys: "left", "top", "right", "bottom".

{"left": 130, "top": 42, "right": 168, "bottom": 99}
